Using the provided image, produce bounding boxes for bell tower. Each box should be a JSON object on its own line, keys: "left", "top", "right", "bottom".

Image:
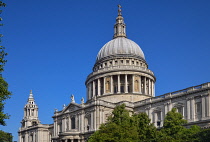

{"left": 21, "top": 90, "right": 40, "bottom": 128}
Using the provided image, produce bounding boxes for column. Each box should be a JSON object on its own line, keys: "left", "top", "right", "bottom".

{"left": 62, "top": 118, "right": 64, "bottom": 132}
{"left": 25, "top": 132, "right": 28, "bottom": 142}
{"left": 76, "top": 115, "right": 78, "bottom": 130}
{"left": 207, "top": 95, "right": 210, "bottom": 117}
{"left": 91, "top": 112, "right": 94, "bottom": 131}
{"left": 96, "top": 106, "right": 100, "bottom": 129}
{"left": 153, "top": 83, "right": 156, "bottom": 97}
{"left": 139, "top": 76, "right": 142, "bottom": 93}
{"left": 87, "top": 84, "right": 90, "bottom": 100}
{"left": 18, "top": 134, "right": 21, "bottom": 142}
{"left": 202, "top": 96, "right": 206, "bottom": 118}
{"left": 78, "top": 114, "right": 81, "bottom": 131}
{"left": 111, "top": 76, "right": 113, "bottom": 94}
{"left": 64, "top": 117, "right": 67, "bottom": 132}
{"left": 151, "top": 81, "right": 154, "bottom": 97}
{"left": 117, "top": 75, "right": 120, "bottom": 93}
{"left": 88, "top": 84, "right": 91, "bottom": 99}
{"left": 144, "top": 77, "right": 147, "bottom": 94}
{"left": 54, "top": 120, "right": 57, "bottom": 136}
{"left": 103, "top": 77, "right": 106, "bottom": 95}
{"left": 94, "top": 108, "right": 97, "bottom": 130}
{"left": 132, "top": 75, "right": 135, "bottom": 93}
{"left": 148, "top": 79, "right": 151, "bottom": 96}
{"left": 81, "top": 112, "right": 84, "bottom": 132}
{"left": 168, "top": 102, "right": 172, "bottom": 111}
{"left": 33, "top": 132, "right": 36, "bottom": 142}
{"left": 191, "top": 98, "right": 195, "bottom": 120}
{"left": 125, "top": 74, "right": 128, "bottom": 93}
{"left": 182, "top": 105, "right": 185, "bottom": 118}
{"left": 93, "top": 81, "right": 95, "bottom": 97}
{"left": 164, "top": 103, "right": 168, "bottom": 117}
{"left": 160, "top": 111, "right": 163, "bottom": 127}
{"left": 98, "top": 79, "right": 101, "bottom": 96}
{"left": 148, "top": 108, "right": 151, "bottom": 120}
{"left": 69, "top": 116, "right": 71, "bottom": 130}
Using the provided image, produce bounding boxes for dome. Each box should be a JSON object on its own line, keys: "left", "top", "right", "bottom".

{"left": 96, "top": 37, "right": 145, "bottom": 61}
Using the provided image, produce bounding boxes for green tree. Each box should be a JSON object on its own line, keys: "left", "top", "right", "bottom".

{"left": 133, "top": 112, "right": 158, "bottom": 142}
{"left": 158, "top": 108, "right": 201, "bottom": 142}
{"left": 0, "top": 130, "right": 13, "bottom": 142}
{"left": 194, "top": 127, "right": 210, "bottom": 142}
{"left": 88, "top": 104, "right": 139, "bottom": 142}
{"left": 0, "top": 1, "right": 12, "bottom": 126}
{"left": 162, "top": 108, "right": 187, "bottom": 136}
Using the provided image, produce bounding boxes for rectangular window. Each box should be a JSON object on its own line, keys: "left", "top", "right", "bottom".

{"left": 114, "top": 86, "right": 118, "bottom": 93}
{"left": 156, "top": 111, "right": 161, "bottom": 127}
{"left": 71, "top": 117, "right": 76, "bottom": 129}
{"left": 121, "top": 85, "right": 124, "bottom": 93}
{"left": 196, "top": 102, "right": 201, "bottom": 115}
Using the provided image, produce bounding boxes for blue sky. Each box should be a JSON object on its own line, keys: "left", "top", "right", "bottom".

{"left": 0, "top": 0, "right": 210, "bottom": 141}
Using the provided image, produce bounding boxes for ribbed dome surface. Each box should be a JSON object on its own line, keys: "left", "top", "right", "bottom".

{"left": 96, "top": 37, "right": 145, "bottom": 61}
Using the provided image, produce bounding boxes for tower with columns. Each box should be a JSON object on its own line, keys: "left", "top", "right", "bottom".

{"left": 20, "top": 90, "right": 40, "bottom": 128}
{"left": 18, "top": 91, "right": 51, "bottom": 142}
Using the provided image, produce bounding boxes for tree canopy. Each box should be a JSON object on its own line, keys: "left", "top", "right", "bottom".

{"left": 0, "top": 130, "right": 12, "bottom": 142}
{"left": 0, "top": 1, "right": 12, "bottom": 126}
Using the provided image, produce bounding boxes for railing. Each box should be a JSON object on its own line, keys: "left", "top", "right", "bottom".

{"left": 134, "top": 82, "right": 210, "bottom": 106}
{"left": 87, "top": 65, "right": 154, "bottom": 79}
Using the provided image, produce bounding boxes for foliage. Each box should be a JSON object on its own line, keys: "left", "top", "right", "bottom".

{"left": 0, "top": 1, "right": 12, "bottom": 126}
{"left": 158, "top": 108, "right": 201, "bottom": 142}
{"left": 88, "top": 104, "right": 139, "bottom": 142}
{"left": 0, "top": 130, "right": 13, "bottom": 142}
{"left": 133, "top": 112, "right": 157, "bottom": 142}
{"left": 195, "top": 128, "right": 210, "bottom": 142}
{"left": 161, "top": 108, "right": 187, "bottom": 136}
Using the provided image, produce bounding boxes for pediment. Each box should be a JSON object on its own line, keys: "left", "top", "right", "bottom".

{"left": 62, "top": 103, "right": 82, "bottom": 114}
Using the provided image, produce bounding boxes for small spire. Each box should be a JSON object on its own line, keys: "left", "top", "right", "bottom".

{"left": 113, "top": 5, "right": 127, "bottom": 39}
{"left": 29, "top": 90, "right": 33, "bottom": 99}
{"left": 118, "top": 5, "right": 122, "bottom": 16}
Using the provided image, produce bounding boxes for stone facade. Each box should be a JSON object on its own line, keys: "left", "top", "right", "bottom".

{"left": 18, "top": 5, "right": 210, "bottom": 142}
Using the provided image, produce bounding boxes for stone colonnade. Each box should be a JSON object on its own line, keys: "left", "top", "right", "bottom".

{"left": 87, "top": 74, "right": 155, "bottom": 99}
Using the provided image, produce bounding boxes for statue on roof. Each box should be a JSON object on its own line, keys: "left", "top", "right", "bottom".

{"left": 71, "top": 94, "right": 75, "bottom": 103}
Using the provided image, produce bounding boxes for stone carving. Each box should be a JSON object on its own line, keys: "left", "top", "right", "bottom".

{"left": 81, "top": 97, "right": 84, "bottom": 104}
{"left": 63, "top": 104, "right": 66, "bottom": 109}
{"left": 71, "top": 94, "right": 75, "bottom": 103}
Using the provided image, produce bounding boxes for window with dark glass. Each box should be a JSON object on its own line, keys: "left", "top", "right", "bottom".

{"left": 71, "top": 117, "right": 76, "bottom": 129}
